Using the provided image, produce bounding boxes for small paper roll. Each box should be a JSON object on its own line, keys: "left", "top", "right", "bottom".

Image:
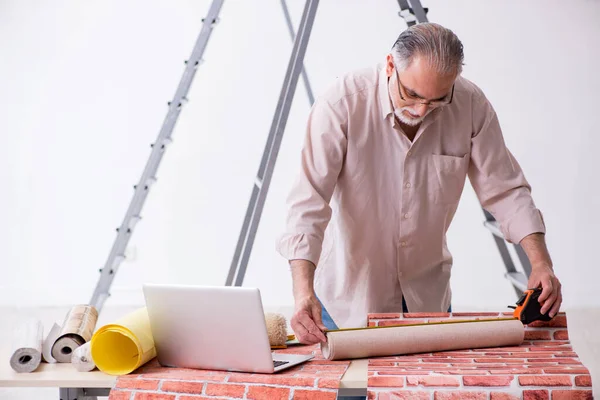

{"left": 42, "top": 322, "right": 62, "bottom": 363}
{"left": 10, "top": 318, "right": 43, "bottom": 373}
{"left": 71, "top": 341, "right": 95, "bottom": 372}
{"left": 52, "top": 335, "right": 85, "bottom": 363}
{"left": 321, "top": 318, "right": 524, "bottom": 361}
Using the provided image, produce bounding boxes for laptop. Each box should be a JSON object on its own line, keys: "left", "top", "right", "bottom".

{"left": 142, "top": 283, "right": 314, "bottom": 373}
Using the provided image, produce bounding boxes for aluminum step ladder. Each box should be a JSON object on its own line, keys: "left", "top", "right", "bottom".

{"left": 89, "top": 0, "right": 225, "bottom": 313}
{"left": 225, "top": 0, "right": 319, "bottom": 286}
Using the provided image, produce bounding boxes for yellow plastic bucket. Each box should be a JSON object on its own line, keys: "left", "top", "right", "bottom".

{"left": 90, "top": 307, "right": 157, "bottom": 375}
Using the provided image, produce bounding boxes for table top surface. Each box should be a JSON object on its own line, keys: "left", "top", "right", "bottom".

{"left": 0, "top": 347, "right": 366, "bottom": 389}
{"left": 0, "top": 359, "right": 117, "bottom": 388}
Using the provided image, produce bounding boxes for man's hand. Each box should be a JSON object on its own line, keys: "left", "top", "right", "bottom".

{"left": 520, "top": 233, "right": 562, "bottom": 318}
{"left": 290, "top": 293, "right": 328, "bottom": 344}
{"left": 527, "top": 264, "right": 562, "bottom": 317}
{"left": 289, "top": 259, "right": 328, "bottom": 344}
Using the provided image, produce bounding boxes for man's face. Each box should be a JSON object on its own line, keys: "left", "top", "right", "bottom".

{"left": 385, "top": 54, "right": 456, "bottom": 127}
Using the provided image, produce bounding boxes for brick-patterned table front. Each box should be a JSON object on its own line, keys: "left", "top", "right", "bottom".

{"left": 366, "top": 312, "right": 593, "bottom": 400}
{"left": 108, "top": 344, "right": 350, "bottom": 400}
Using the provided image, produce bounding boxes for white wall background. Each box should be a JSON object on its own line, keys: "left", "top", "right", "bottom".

{"left": 1, "top": 0, "right": 599, "bottom": 312}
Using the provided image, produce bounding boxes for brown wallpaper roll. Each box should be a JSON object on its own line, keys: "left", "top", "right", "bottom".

{"left": 320, "top": 319, "right": 524, "bottom": 360}
{"left": 51, "top": 305, "right": 98, "bottom": 363}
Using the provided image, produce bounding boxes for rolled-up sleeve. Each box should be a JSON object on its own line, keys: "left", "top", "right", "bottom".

{"left": 468, "top": 92, "right": 546, "bottom": 244}
{"left": 276, "top": 97, "right": 347, "bottom": 265}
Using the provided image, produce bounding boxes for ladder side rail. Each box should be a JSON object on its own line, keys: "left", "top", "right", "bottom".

{"left": 226, "top": 0, "right": 320, "bottom": 286}
{"left": 90, "top": 0, "right": 225, "bottom": 312}
{"left": 280, "top": 0, "right": 315, "bottom": 105}
{"left": 226, "top": 0, "right": 318, "bottom": 286}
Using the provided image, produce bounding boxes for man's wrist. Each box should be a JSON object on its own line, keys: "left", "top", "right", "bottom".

{"left": 293, "top": 289, "right": 315, "bottom": 301}
{"left": 290, "top": 259, "right": 316, "bottom": 301}
{"left": 531, "top": 261, "right": 553, "bottom": 271}
{"left": 520, "top": 232, "right": 553, "bottom": 271}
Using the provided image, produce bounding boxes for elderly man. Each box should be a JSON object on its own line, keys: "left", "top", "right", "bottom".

{"left": 276, "top": 22, "right": 562, "bottom": 344}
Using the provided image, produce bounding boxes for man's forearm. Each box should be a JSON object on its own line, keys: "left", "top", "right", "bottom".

{"left": 290, "top": 259, "right": 317, "bottom": 300}
{"left": 519, "top": 232, "right": 553, "bottom": 270}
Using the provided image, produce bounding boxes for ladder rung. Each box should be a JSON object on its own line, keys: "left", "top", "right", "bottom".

{"left": 505, "top": 271, "right": 528, "bottom": 292}
{"left": 150, "top": 138, "right": 173, "bottom": 149}
{"left": 145, "top": 177, "right": 157, "bottom": 188}
{"left": 111, "top": 255, "right": 126, "bottom": 269}
{"left": 254, "top": 177, "right": 263, "bottom": 189}
{"left": 185, "top": 59, "right": 204, "bottom": 66}
{"left": 483, "top": 220, "right": 504, "bottom": 239}
{"left": 128, "top": 216, "right": 142, "bottom": 230}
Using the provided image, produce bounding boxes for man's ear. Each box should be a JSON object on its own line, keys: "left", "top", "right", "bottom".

{"left": 385, "top": 54, "right": 395, "bottom": 77}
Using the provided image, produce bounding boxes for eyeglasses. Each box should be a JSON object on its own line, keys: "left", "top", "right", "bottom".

{"left": 395, "top": 68, "right": 454, "bottom": 108}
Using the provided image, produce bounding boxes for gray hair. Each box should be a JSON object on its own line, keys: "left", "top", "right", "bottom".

{"left": 392, "top": 22, "right": 464, "bottom": 75}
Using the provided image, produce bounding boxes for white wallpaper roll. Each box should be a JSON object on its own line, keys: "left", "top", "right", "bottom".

{"left": 42, "top": 322, "right": 62, "bottom": 363}
{"left": 10, "top": 318, "right": 43, "bottom": 373}
{"left": 71, "top": 341, "right": 95, "bottom": 372}
{"left": 321, "top": 319, "right": 524, "bottom": 361}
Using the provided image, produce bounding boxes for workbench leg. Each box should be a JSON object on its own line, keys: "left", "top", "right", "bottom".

{"left": 336, "top": 390, "right": 367, "bottom": 400}
{"left": 59, "top": 387, "right": 100, "bottom": 400}
{"left": 60, "top": 388, "right": 78, "bottom": 400}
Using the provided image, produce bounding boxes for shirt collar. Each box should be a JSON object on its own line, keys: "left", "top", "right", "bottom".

{"left": 377, "top": 63, "right": 394, "bottom": 120}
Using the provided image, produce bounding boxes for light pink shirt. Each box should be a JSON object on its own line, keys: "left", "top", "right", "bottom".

{"left": 276, "top": 63, "right": 546, "bottom": 328}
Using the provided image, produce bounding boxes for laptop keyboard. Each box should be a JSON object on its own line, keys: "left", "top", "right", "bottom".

{"left": 273, "top": 360, "right": 290, "bottom": 368}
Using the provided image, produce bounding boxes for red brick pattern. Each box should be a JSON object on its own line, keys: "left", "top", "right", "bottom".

{"left": 108, "top": 344, "right": 350, "bottom": 399}
{"left": 366, "top": 312, "right": 593, "bottom": 399}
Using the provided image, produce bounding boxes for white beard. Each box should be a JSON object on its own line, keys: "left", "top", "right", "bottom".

{"left": 394, "top": 107, "right": 431, "bottom": 126}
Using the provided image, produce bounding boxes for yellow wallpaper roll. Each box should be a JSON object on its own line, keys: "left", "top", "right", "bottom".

{"left": 90, "top": 307, "right": 156, "bottom": 375}
{"left": 321, "top": 318, "right": 524, "bottom": 360}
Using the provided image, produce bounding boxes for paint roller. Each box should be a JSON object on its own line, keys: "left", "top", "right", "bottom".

{"left": 264, "top": 312, "right": 290, "bottom": 349}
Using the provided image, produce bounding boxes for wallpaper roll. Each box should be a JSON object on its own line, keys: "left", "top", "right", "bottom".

{"left": 10, "top": 318, "right": 43, "bottom": 373}
{"left": 71, "top": 341, "right": 96, "bottom": 372}
{"left": 52, "top": 305, "right": 98, "bottom": 363}
{"left": 321, "top": 318, "right": 524, "bottom": 361}
{"left": 90, "top": 307, "right": 156, "bottom": 375}
{"left": 42, "top": 322, "right": 62, "bottom": 363}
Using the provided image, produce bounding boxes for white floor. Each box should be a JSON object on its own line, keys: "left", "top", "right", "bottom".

{"left": 1, "top": 305, "right": 599, "bottom": 399}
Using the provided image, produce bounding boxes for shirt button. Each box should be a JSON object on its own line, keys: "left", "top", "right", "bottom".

{"left": 400, "top": 241, "right": 407, "bottom": 247}
{"left": 404, "top": 213, "right": 410, "bottom": 219}
{"left": 407, "top": 151, "right": 412, "bottom": 156}
{"left": 405, "top": 182, "right": 411, "bottom": 188}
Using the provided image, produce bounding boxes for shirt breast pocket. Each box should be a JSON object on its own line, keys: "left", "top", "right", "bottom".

{"left": 431, "top": 153, "right": 470, "bottom": 206}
